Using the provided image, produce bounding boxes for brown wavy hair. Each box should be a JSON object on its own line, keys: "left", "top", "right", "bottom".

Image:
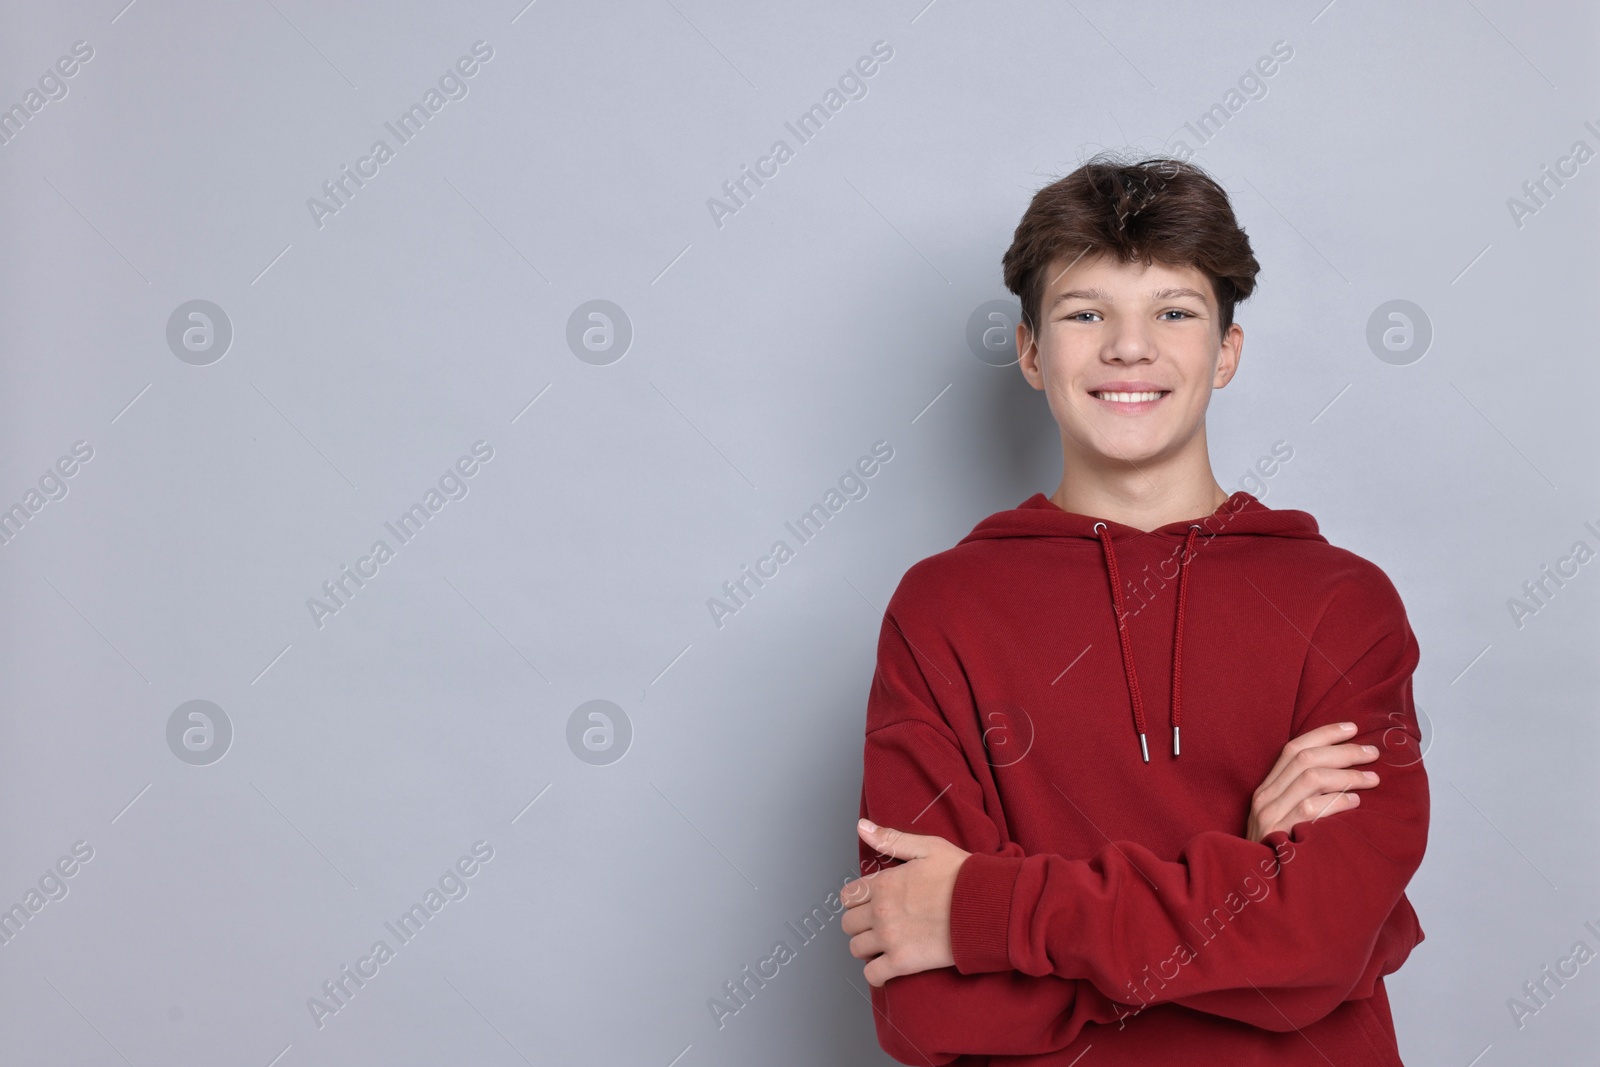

{"left": 1002, "top": 153, "right": 1261, "bottom": 340}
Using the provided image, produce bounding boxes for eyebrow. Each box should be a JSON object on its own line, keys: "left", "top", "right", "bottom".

{"left": 1049, "top": 286, "right": 1210, "bottom": 308}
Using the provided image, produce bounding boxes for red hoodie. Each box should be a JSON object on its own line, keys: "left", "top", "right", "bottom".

{"left": 857, "top": 490, "right": 1428, "bottom": 1065}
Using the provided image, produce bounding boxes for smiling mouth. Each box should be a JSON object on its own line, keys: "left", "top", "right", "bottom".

{"left": 1090, "top": 390, "right": 1169, "bottom": 403}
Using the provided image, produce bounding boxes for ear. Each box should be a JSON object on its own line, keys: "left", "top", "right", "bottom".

{"left": 1213, "top": 321, "right": 1243, "bottom": 389}
{"left": 1016, "top": 320, "right": 1045, "bottom": 390}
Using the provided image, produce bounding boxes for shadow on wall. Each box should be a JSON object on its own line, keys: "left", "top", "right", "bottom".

{"left": 974, "top": 323, "right": 1066, "bottom": 503}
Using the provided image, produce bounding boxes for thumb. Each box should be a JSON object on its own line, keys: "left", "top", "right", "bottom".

{"left": 858, "top": 818, "right": 928, "bottom": 860}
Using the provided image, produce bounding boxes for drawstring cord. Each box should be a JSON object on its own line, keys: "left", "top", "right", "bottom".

{"left": 1094, "top": 522, "right": 1202, "bottom": 762}
{"left": 1170, "top": 524, "right": 1200, "bottom": 757}
{"left": 1094, "top": 521, "right": 1148, "bottom": 761}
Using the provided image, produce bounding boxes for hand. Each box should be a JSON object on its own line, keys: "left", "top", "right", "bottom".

{"left": 840, "top": 819, "right": 970, "bottom": 987}
{"left": 1246, "top": 720, "right": 1381, "bottom": 843}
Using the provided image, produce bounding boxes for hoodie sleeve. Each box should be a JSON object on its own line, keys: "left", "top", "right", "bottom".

{"left": 946, "top": 565, "right": 1430, "bottom": 1032}
{"left": 859, "top": 606, "right": 1135, "bottom": 1063}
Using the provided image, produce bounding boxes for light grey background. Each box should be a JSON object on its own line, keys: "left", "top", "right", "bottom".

{"left": 0, "top": 1, "right": 1595, "bottom": 1064}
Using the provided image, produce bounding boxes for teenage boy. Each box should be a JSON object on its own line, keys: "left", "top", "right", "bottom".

{"left": 841, "top": 156, "right": 1428, "bottom": 1064}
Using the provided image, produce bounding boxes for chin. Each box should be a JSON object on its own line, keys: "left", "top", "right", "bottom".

{"left": 1081, "top": 424, "right": 1169, "bottom": 452}
{"left": 1099, "top": 447, "right": 1168, "bottom": 468}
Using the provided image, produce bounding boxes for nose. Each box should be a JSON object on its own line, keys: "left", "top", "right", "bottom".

{"left": 1103, "top": 322, "right": 1156, "bottom": 364}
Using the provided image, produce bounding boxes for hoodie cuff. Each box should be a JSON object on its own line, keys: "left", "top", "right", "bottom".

{"left": 949, "top": 852, "right": 1023, "bottom": 974}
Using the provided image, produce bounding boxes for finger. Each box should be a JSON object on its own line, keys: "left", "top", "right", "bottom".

{"left": 848, "top": 930, "right": 886, "bottom": 961}
{"left": 840, "top": 878, "right": 871, "bottom": 908}
{"left": 864, "top": 954, "right": 897, "bottom": 988}
{"left": 840, "top": 904, "right": 873, "bottom": 937}
{"left": 1264, "top": 746, "right": 1382, "bottom": 804}
{"left": 858, "top": 819, "right": 930, "bottom": 861}
{"left": 1267, "top": 764, "right": 1380, "bottom": 818}
{"left": 1295, "top": 741, "right": 1383, "bottom": 771}
{"left": 1262, "top": 721, "right": 1359, "bottom": 785}
{"left": 1261, "top": 786, "right": 1362, "bottom": 838}
{"left": 1287, "top": 790, "right": 1358, "bottom": 835}
{"left": 1255, "top": 736, "right": 1379, "bottom": 811}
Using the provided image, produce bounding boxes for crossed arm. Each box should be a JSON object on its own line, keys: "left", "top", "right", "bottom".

{"left": 843, "top": 719, "right": 1382, "bottom": 987}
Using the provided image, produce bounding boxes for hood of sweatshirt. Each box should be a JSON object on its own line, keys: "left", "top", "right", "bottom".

{"left": 954, "top": 491, "right": 1325, "bottom": 763}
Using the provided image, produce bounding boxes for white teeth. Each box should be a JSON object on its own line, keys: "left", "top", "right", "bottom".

{"left": 1094, "top": 390, "right": 1164, "bottom": 403}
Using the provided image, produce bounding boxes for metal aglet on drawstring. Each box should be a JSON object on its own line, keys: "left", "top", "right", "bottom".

{"left": 1138, "top": 732, "right": 1149, "bottom": 763}
{"left": 1172, "top": 725, "right": 1180, "bottom": 756}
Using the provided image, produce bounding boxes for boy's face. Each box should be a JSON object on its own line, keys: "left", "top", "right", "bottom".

{"left": 1016, "top": 251, "right": 1243, "bottom": 472}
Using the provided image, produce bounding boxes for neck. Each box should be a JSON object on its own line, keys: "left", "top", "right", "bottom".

{"left": 1049, "top": 450, "right": 1230, "bottom": 533}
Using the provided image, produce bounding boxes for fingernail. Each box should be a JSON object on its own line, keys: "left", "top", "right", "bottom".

{"left": 1339, "top": 722, "right": 1357, "bottom": 732}
{"left": 1363, "top": 771, "right": 1379, "bottom": 781}
{"left": 1363, "top": 745, "right": 1377, "bottom": 755}
{"left": 859, "top": 818, "right": 877, "bottom": 833}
